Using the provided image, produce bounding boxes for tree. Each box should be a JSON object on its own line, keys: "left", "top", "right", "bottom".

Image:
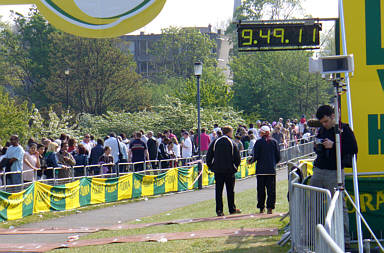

{"left": 0, "top": 8, "right": 57, "bottom": 107}
{"left": 230, "top": 50, "right": 332, "bottom": 121}
{"left": 176, "top": 66, "right": 233, "bottom": 108}
{"left": 236, "top": 0, "right": 303, "bottom": 21}
{"left": 150, "top": 27, "right": 217, "bottom": 78}
{"left": 43, "top": 33, "right": 148, "bottom": 114}
{"left": 0, "top": 87, "right": 35, "bottom": 144}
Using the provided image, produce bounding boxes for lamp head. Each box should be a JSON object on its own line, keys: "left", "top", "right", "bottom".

{"left": 194, "top": 62, "right": 203, "bottom": 77}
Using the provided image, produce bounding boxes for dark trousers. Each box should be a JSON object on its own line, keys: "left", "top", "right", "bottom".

{"left": 214, "top": 173, "right": 236, "bottom": 214}
{"left": 257, "top": 175, "right": 276, "bottom": 210}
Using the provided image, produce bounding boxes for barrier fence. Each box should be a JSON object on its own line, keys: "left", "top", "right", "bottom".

{"left": 315, "top": 190, "right": 345, "bottom": 253}
{"left": 0, "top": 139, "right": 314, "bottom": 222}
{"left": 289, "top": 170, "right": 332, "bottom": 252}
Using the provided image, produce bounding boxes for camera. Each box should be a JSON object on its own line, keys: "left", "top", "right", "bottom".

{"left": 315, "top": 138, "right": 324, "bottom": 145}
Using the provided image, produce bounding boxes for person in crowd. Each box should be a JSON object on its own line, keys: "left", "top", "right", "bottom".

{"left": 248, "top": 134, "right": 256, "bottom": 155}
{"left": 272, "top": 126, "right": 284, "bottom": 147}
{"left": 56, "top": 142, "right": 76, "bottom": 179}
{"left": 156, "top": 133, "right": 163, "bottom": 147}
{"left": 196, "top": 128, "right": 210, "bottom": 156}
{"left": 68, "top": 138, "right": 77, "bottom": 153}
{"left": 146, "top": 131, "right": 158, "bottom": 169}
{"left": 241, "top": 131, "right": 250, "bottom": 151}
{"left": 120, "top": 133, "right": 130, "bottom": 146}
{"left": 90, "top": 135, "right": 97, "bottom": 146}
{"left": 54, "top": 133, "right": 68, "bottom": 147}
{"left": 311, "top": 105, "right": 358, "bottom": 247}
{"left": 210, "top": 130, "right": 217, "bottom": 142}
{"left": 80, "top": 134, "right": 94, "bottom": 157}
{"left": 36, "top": 144, "right": 45, "bottom": 180}
{"left": 43, "top": 142, "right": 59, "bottom": 179}
{"left": 216, "top": 130, "right": 223, "bottom": 139}
{"left": 170, "top": 137, "right": 180, "bottom": 158}
{"left": 169, "top": 129, "right": 176, "bottom": 139}
{"left": 158, "top": 136, "right": 171, "bottom": 169}
{"left": 181, "top": 132, "right": 193, "bottom": 164}
{"left": 213, "top": 124, "right": 221, "bottom": 133}
{"left": 23, "top": 143, "right": 40, "bottom": 183}
{"left": 249, "top": 124, "right": 258, "bottom": 139}
{"left": 128, "top": 132, "right": 149, "bottom": 172}
{"left": 206, "top": 126, "right": 241, "bottom": 216}
{"left": 73, "top": 144, "right": 88, "bottom": 177}
{"left": 89, "top": 139, "right": 104, "bottom": 175}
{"left": 117, "top": 136, "right": 128, "bottom": 172}
{"left": 104, "top": 133, "right": 120, "bottom": 165}
{"left": 298, "top": 114, "right": 307, "bottom": 136}
{"left": 234, "top": 136, "right": 244, "bottom": 152}
{"left": 140, "top": 130, "right": 148, "bottom": 144}
{"left": 4, "top": 135, "right": 25, "bottom": 186}
{"left": 99, "top": 146, "right": 114, "bottom": 174}
{"left": 247, "top": 126, "right": 281, "bottom": 214}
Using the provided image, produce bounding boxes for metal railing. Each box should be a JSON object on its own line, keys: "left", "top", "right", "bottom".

{"left": 316, "top": 224, "right": 344, "bottom": 253}
{"left": 315, "top": 190, "right": 345, "bottom": 253}
{"left": 289, "top": 170, "right": 332, "bottom": 252}
{"left": 0, "top": 139, "right": 315, "bottom": 193}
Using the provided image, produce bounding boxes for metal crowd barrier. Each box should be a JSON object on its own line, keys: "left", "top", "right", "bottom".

{"left": 316, "top": 224, "right": 344, "bottom": 253}
{"left": 289, "top": 170, "right": 332, "bottom": 252}
{"left": 0, "top": 139, "right": 315, "bottom": 193}
{"left": 315, "top": 190, "right": 345, "bottom": 253}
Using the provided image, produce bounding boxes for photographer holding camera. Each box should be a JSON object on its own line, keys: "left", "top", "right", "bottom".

{"left": 311, "top": 105, "right": 358, "bottom": 247}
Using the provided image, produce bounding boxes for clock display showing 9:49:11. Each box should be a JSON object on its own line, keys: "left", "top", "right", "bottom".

{"left": 237, "top": 23, "right": 322, "bottom": 51}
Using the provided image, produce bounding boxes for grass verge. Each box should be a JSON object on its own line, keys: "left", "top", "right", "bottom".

{"left": 51, "top": 179, "right": 290, "bottom": 253}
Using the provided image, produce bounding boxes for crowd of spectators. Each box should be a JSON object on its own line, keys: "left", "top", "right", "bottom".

{"left": 0, "top": 116, "right": 315, "bottom": 186}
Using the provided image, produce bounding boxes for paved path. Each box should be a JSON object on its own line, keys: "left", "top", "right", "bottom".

{"left": 0, "top": 168, "right": 288, "bottom": 245}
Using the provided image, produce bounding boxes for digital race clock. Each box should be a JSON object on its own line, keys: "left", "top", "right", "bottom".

{"left": 237, "top": 22, "right": 322, "bottom": 51}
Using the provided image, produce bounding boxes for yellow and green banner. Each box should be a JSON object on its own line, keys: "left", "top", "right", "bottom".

{"left": 0, "top": 160, "right": 257, "bottom": 221}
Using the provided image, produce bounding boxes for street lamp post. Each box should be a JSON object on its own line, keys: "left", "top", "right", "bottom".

{"left": 65, "top": 69, "right": 70, "bottom": 109}
{"left": 194, "top": 62, "right": 203, "bottom": 189}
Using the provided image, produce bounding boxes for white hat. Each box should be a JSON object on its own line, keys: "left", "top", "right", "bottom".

{"left": 260, "top": 125, "right": 271, "bottom": 133}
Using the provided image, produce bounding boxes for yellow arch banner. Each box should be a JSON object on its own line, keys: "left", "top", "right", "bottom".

{"left": 0, "top": 0, "right": 167, "bottom": 38}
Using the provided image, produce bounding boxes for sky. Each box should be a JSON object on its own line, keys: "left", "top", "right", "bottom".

{"left": 0, "top": 0, "right": 339, "bottom": 34}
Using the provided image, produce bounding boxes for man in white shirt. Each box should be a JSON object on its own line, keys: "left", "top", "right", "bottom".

{"left": 181, "top": 132, "right": 193, "bottom": 164}
{"left": 104, "top": 133, "right": 120, "bottom": 164}
{"left": 213, "top": 124, "right": 221, "bottom": 133}
{"left": 80, "top": 134, "right": 94, "bottom": 157}
{"left": 249, "top": 123, "right": 259, "bottom": 139}
{"left": 4, "top": 135, "right": 25, "bottom": 186}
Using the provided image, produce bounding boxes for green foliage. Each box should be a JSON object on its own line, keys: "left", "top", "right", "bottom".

{"left": 175, "top": 66, "right": 233, "bottom": 108}
{"left": 0, "top": 8, "right": 57, "bottom": 107}
{"left": 151, "top": 27, "right": 217, "bottom": 78}
{"left": 0, "top": 88, "right": 34, "bottom": 144}
{"left": 230, "top": 50, "right": 332, "bottom": 121}
{"left": 44, "top": 33, "right": 147, "bottom": 114}
{"left": 78, "top": 96, "right": 245, "bottom": 137}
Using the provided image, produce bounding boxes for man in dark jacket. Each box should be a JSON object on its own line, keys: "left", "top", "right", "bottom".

{"left": 248, "top": 125, "right": 281, "bottom": 214}
{"left": 311, "top": 105, "right": 358, "bottom": 247}
{"left": 89, "top": 139, "right": 104, "bottom": 175}
{"left": 206, "top": 126, "right": 241, "bottom": 216}
{"left": 146, "top": 131, "right": 158, "bottom": 170}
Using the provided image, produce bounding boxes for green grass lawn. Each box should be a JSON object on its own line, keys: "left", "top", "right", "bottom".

{"left": 51, "top": 179, "right": 291, "bottom": 253}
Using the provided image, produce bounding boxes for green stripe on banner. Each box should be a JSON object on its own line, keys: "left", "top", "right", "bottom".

{"left": 132, "top": 173, "right": 143, "bottom": 198}
{"left": 154, "top": 172, "right": 166, "bottom": 195}
{"left": 105, "top": 178, "right": 119, "bottom": 203}
{"left": 0, "top": 190, "right": 9, "bottom": 221}
{"left": 50, "top": 185, "right": 66, "bottom": 211}
{"left": 79, "top": 178, "right": 91, "bottom": 207}
{"left": 22, "top": 184, "right": 34, "bottom": 218}
{"left": 177, "top": 167, "right": 191, "bottom": 192}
